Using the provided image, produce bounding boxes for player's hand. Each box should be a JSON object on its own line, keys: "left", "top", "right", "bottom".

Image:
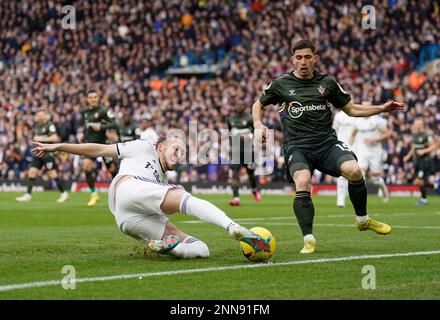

{"left": 32, "top": 142, "right": 59, "bottom": 158}
{"left": 91, "top": 124, "right": 101, "bottom": 132}
{"left": 402, "top": 155, "right": 410, "bottom": 163}
{"left": 364, "top": 138, "right": 374, "bottom": 145}
{"left": 416, "top": 149, "right": 426, "bottom": 157}
{"left": 254, "top": 122, "right": 268, "bottom": 144}
{"left": 382, "top": 100, "right": 405, "bottom": 113}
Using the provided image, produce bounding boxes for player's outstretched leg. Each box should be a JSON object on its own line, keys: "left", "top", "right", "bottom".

{"left": 342, "top": 161, "right": 391, "bottom": 235}
{"left": 162, "top": 189, "right": 271, "bottom": 253}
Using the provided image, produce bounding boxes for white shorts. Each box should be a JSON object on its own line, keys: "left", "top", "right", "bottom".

{"left": 108, "top": 176, "right": 176, "bottom": 241}
{"left": 357, "top": 151, "right": 382, "bottom": 174}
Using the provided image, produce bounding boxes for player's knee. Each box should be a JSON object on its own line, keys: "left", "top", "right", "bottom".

{"left": 161, "top": 188, "right": 187, "bottom": 214}
{"left": 293, "top": 170, "right": 311, "bottom": 191}
{"left": 340, "top": 161, "right": 363, "bottom": 181}
{"left": 28, "top": 168, "right": 38, "bottom": 179}
{"left": 48, "top": 170, "right": 57, "bottom": 179}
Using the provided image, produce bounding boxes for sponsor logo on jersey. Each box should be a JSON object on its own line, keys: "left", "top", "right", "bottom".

{"left": 286, "top": 101, "right": 328, "bottom": 119}
{"left": 289, "top": 89, "right": 296, "bottom": 96}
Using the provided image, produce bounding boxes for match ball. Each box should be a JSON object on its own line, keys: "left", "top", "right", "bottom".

{"left": 240, "top": 227, "right": 276, "bottom": 262}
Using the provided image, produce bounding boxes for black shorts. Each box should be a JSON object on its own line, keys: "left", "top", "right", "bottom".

{"left": 284, "top": 140, "right": 357, "bottom": 182}
{"left": 414, "top": 158, "right": 433, "bottom": 180}
{"left": 29, "top": 154, "right": 56, "bottom": 171}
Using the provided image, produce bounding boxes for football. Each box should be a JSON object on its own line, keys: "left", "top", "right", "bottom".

{"left": 240, "top": 227, "right": 276, "bottom": 262}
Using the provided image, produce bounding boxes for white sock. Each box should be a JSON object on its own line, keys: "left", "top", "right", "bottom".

{"left": 356, "top": 215, "right": 369, "bottom": 224}
{"left": 304, "top": 234, "right": 316, "bottom": 243}
{"left": 169, "top": 236, "right": 210, "bottom": 258}
{"left": 180, "top": 194, "right": 235, "bottom": 230}
{"left": 336, "top": 177, "right": 348, "bottom": 206}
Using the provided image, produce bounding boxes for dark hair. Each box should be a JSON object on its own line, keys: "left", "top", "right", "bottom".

{"left": 291, "top": 39, "right": 317, "bottom": 55}
{"left": 155, "top": 136, "right": 167, "bottom": 148}
{"left": 85, "top": 89, "right": 98, "bottom": 96}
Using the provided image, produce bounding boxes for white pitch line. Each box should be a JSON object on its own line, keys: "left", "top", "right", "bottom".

{"left": 1, "top": 250, "right": 440, "bottom": 293}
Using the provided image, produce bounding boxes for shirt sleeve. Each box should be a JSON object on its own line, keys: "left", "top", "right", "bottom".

{"left": 48, "top": 124, "right": 57, "bottom": 134}
{"left": 116, "top": 139, "right": 150, "bottom": 160}
{"left": 259, "top": 81, "right": 281, "bottom": 106}
{"left": 377, "top": 117, "right": 387, "bottom": 130}
{"left": 101, "top": 110, "right": 118, "bottom": 130}
{"left": 326, "top": 78, "right": 351, "bottom": 109}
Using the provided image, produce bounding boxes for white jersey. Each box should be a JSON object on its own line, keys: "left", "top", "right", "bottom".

{"left": 332, "top": 111, "right": 356, "bottom": 144}
{"left": 140, "top": 128, "right": 159, "bottom": 145}
{"left": 352, "top": 115, "right": 387, "bottom": 155}
{"left": 115, "top": 139, "right": 167, "bottom": 183}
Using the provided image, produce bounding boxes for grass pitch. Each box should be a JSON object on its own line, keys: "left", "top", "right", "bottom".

{"left": 0, "top": 192, "right": 439, "bottom": 299}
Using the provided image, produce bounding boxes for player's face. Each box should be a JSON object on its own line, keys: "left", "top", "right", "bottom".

{"left": 412, "top": 120, "right": 424, "bottom": 133}
{"left": 35, "top": 111, "right": 46, "bottom": 124}
{"left": 237, "top": 105, "right": 246, "bottom": 114}
{"left": 291, "top": 48, "right": 318, "bottom": 78}
{"left": 87, "top": 93, "right": 99, "bottom": 108}
{"left": 160, "top": 138, "right": 185, "bottom": 170}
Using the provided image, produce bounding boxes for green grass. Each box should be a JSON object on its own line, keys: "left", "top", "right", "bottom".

{"left": 0, "top": 192, "right": 439, "bottom": 299}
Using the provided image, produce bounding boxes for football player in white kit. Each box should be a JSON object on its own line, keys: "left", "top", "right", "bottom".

{"left": 332, "top": 110, "right": 356, "bottom": 207}
{"left": 32, "top": 137, "right": 271, "bottom": 259}
{"left": 349, "top": 115, "right": 390, "bottom": 202}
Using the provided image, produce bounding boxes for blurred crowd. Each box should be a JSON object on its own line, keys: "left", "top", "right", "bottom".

{"left": 0, "top": 0, "right": 439, "bottom": 186}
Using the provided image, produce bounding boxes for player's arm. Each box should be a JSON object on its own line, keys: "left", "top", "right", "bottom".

{"left": 252, "top": 81, "right": 280, "bottom": 142}
{"left": 348, "top": 128, "right": 357, "bottom": 146}
{"left": 342, "top": 100, "right": 405, "bottom": 117}
{"left": 32, "top": 142, "right": 118, "bottom": 159}
{"left": 33, "top": 134, "right": 60, "bottom": 143}
{"left": 364, "top": 127, "right": 390, "bottom": 145}
{"left": 252, "top": 99, "right": 269, "bottom": 141}
{"left": 416, "top": 137, "right": 439, "bottom": 156}
{"left": 34, "top": 124, "right": 60, "bottom": 143}
{"left": 403, "top": 147, "right": 414, "bottom": 163}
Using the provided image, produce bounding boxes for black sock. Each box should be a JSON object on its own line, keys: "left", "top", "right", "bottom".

{"left": 420, "top": 185, "right": 427, "bottom": 199}
{"left": 247, "top": 168, "right": 258, "bottom": 191}
{"left": 85, "top": 171, "right": 96, "bottom": 193}
{"left": 232, "top": 183, "right": 239, "bottom": 198}
{"left": 293, "top": 191, "right": 315, "bottom": 236}
{"left": 55, "top": 178, "right": 66, "bottom": 193}
{"left": 27, "top": 178, "right": 36, "bottom": 194}
{"left": 348, "top": 178, "right": 367, "bottom": 216}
